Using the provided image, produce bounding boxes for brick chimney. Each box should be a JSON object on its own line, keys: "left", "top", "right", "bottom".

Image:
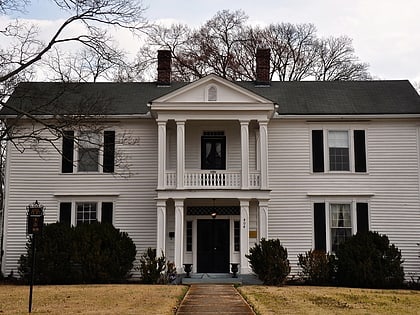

{"left": 255, "top": 48, "right": 270, "bottom": 85}
{"left": 157, "top": 50, "right": 171, "bottom": 85}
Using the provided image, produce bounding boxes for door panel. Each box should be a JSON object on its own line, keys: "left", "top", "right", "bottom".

{"left": 197, "top": 219, "right": 230, "bottom": 273}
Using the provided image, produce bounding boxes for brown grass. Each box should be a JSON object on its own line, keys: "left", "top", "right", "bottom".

{"left": 239, "top": 285, "right": 420, "bottom": 315}
{"left": 0, "top": 284, "right": 187, "bottom": 314}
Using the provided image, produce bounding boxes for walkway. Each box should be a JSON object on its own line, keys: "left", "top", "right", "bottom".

{"left": 176, "top": 284, "right": 255, "bottom": 315}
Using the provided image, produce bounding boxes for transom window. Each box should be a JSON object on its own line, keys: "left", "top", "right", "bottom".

{"left": 330, "top": 203, "right": 352, "bottom": 252}
{"left": 328, "top": 130, "right": 349, "bottom": 171}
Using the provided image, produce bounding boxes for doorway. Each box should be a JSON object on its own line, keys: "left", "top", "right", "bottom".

{"left": 197, "top": 219, "right": 230, "bottom": 273}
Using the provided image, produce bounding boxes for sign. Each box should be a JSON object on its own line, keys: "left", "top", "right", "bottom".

{"left": 27, "top": 201, "right": 44, "bottom": 235}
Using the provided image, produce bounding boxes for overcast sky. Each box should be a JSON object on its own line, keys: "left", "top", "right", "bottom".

{"left": 5, "top": 0, "right": 420, "bottom": 83}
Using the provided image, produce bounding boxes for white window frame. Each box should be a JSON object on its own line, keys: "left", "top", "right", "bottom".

{"left": 326, "top": 129, "right": 353, "bottom": 172}
{"left": 325, "top": 200, "right": 357, "bottom": 252}
{"left": 77, "top": 131, "right": 102, "bottom": 173}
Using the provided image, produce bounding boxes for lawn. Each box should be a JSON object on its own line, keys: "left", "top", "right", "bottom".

{"left": 2, "top": 284, "right": 420, "bottom": 315}
{"left": 0, "top": 284, "right": 187, "bottom": 314}
{"left": 239, "top": 285, "right": 420, "bottom": 315}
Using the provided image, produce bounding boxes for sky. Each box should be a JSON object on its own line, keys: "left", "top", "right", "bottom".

{"left": 4, "top": 0, "right": 420, "bottom": 84}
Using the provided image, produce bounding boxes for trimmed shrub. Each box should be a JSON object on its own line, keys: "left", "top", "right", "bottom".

{"left": 335, "top": 231, "right": 404, "bottom": 288}
{"left": 18, "top": 222, "right": 136, "bottom": 284}
{"left": 246, "top": 238, "right": 290, "bottom": 285}
{"left": 298, "top": 250, "right": 336, "bottom": 285}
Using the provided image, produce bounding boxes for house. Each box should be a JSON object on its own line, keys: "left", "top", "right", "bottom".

{"left": 1, "top": 49, "right": 420, "bottom": 279}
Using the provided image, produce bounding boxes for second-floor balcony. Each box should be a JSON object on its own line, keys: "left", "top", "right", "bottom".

{"left": 165, "top": 170, "right": 261, "bottom": 189}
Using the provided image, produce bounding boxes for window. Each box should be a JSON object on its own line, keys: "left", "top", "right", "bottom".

{"left": 59, "top": 201, "right": 113, "bottom": 226}
{"left": 201, "top": 131, "right": 226, "bottom": 170}
{"left": 313, "top": 201, "right": 369, "bottom": 252}
{"left": 186, "top": 221, "right": 193, "bottom": 252}
{"left": 78, "top": 132, "right": 100, "bottom": 172}
{"left": 330, "top": 204, "right": 352, "bottom": 252}
{"left": 312, "top": 129, "right": 366, "bottom": 173}
{"left": 328, "top": 131, "right": 349, "bottom": 171}
{"left": 61, "top": 130, "right": 115, "bottom": 173}
{"left": 77, "top": 202, "right": 97, "bottom": 225}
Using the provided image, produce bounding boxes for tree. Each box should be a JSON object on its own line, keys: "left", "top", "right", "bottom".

{"left": 137, "top": 10, "right": 371, "bottom": 82}
{"left": 1, "top": 0, "right": 148, "bottom": 140}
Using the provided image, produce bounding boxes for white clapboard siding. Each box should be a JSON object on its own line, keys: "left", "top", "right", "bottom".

{"left": 3, "top": 119, "right": 160, "bottom": 276}
{"left": 267, "top": 119, "right": 420, "bottom": 277}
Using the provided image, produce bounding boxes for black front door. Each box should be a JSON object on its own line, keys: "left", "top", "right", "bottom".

{"left": 197, "top": 219, "right": 230, "bottom": 273}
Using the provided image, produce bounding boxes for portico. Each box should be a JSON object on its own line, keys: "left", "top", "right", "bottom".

{"left": 150, "top": 74, "right": 274, "bottom": 274}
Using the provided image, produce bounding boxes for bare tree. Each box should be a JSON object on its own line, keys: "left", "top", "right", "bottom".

{"left": 138, "top": 10, "right": 371, "bottom": 82}
{"left": 313, "top": 36, "right": 371, "bottom": 81}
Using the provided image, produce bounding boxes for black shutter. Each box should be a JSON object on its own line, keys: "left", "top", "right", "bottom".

{"left": 314, "top": 203, "right": 326, "bottom": 251}
{"left": 312, "top": 130, "right": 324, "bottom": 172}
{"left": 60, "top": 202, "right": 72, "bottom": 226}
{"left": 103, "top": 131, "right": 115, "bottom": 173}
{"left": 356, "top": 202, "right": 369, "bottom": 233}
{"left": 62, "top": 131, "right": 74, "bottom": 173}
{"left": 102, "top": 202, "right": 113, "bottom": 224}
{"left": 354, "top": 130, "right": 366, "bottom": 172}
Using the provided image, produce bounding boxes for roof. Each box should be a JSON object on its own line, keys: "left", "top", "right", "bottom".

{"left": 2, "top": 79, "right": 420, "bottom": 116}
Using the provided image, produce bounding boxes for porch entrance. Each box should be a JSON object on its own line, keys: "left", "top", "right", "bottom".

{"left": 197, "top": 219, "right": 230, "bottom": 273}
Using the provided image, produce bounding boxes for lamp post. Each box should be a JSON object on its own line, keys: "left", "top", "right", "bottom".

{"left": 26, "top": 200, "right": 45, "bottom": 313}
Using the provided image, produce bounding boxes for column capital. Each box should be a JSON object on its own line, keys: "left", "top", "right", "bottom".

{"left": 157, "top": 119, "right": 168, "bottom": 125}
{"left": 239, "top": 120, "right": 250, "bottom": 125}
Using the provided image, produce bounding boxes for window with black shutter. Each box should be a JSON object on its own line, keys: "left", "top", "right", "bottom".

{"left": 354, "top": 130, "right": 367, "bottom": 172}
{"left": 312, "top": 130, "right": 324, "bottom": 172}
{"left": 62, "top": 131, "right": 74, "bottom": 173}
{"left": 314, "top": 203, "right": 326, "bottom": 251}
{"left": 356, "top": 202, "right": 369, "bottom": 233}
{"left": 59, "top": 202, "right": 72, "bottom": 226}
{"left": 103, "top": 131, "right": 115, "bottom": 173}
{"left": 101, "top": 202, "right": 113, "bottom": 224}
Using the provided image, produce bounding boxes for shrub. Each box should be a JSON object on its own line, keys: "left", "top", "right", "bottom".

{"left": 246, "top": 238, "right": 290, "bottom": 285}
{"left": 298, "top": 250, "right": 336, "bottom": 285}
{"left": 335, "top": 231, "right": 404, "bottom": 288}
{"left": 138, "top": 248, "right": 175, "bottom": 284}
{"left": 18, "top": 222, "right": 136, "bottom": 284}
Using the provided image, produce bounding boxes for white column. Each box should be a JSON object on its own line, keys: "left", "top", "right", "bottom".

{"left": 157, "top": 120, "right": 167, "bottom": 189}
{"left": 258, "top": 199, "right": 269, "bottom": 240}
{"left": 240, "top": 120, "right": 250, "bottom": 189}
{"left": 176, "top": 120, "right": 185, "bottom": 189}
{"left": 174, "top": 199, "right": 185, "bottom": 273}
{"left": 156, "top": 200, "right": 166, "bottom": 256}
{"left": 259, "top": 121, "right": 269, "bottom": 189}
{"left": 240, "top": 199, "right": 250, "bottom": 274}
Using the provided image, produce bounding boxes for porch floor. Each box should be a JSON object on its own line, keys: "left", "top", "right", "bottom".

{"left": 181, "top": 273, "right": 262, "bottom": 285}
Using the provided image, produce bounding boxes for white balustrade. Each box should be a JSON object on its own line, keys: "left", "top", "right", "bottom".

{"left": 165, "top": 170, "right": 261, "bottom": 189}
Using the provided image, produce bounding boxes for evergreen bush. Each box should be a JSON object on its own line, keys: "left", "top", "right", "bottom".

{"left": 298, "top": 250, "right": 336, "bottom": 285}
{"left": 137, "top": 248, "right": 176, "bottom": 284}
{"left": 246, "top": 238, "right": 290, "bottom": 285}
{"left": 335, "top": 231, "right": 404, "bottom": 288}
{"left": 18, "top": 222, "right": 136, "bottom": 284}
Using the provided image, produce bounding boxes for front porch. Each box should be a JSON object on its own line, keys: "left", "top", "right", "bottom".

{"left": 156, "top": 195, "right": 270, "bottom": 275}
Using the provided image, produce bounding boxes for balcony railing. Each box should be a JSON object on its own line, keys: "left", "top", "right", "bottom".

{"left": 164, "top": 170, "right": 261, "bottom": 189}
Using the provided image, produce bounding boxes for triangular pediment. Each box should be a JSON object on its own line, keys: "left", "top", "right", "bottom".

{"left": 152, "top": 74, "right": 272, "bottom": 105}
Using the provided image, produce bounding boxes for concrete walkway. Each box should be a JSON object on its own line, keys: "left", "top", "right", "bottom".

{"left": 176, "top": 284, "right": 255, "bottom": 315}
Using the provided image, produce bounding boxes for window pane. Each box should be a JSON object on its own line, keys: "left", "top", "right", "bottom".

{"left": 76, "top": 202, "right": 97, "bottom": 225}
{"left": 78, "top": 132, "right": 100, "bottom": 172}
{"left": 329, "top": 131, "right": 349, "bottom": 171}
{"left": 330, "top": 204, "right": 352, "bottom": 252}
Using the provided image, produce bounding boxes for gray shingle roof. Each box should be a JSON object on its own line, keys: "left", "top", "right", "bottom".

{"left": 2, "top": 79, "right": 420, "bottom": 116}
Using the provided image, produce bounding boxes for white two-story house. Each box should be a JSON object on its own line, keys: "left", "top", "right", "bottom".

{"left": 2, "top": 49, "right": 420, "bottom": 278}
